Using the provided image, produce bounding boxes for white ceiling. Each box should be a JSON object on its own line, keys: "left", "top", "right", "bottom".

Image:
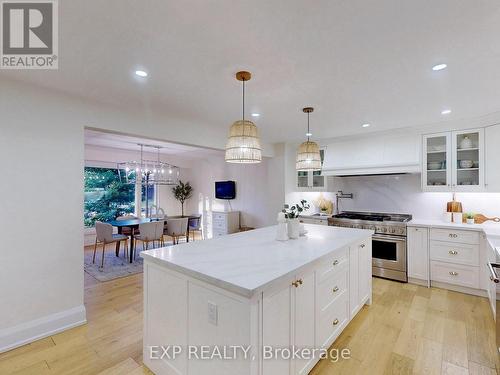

{"left": 84, "top": 129, "right": 222, "bottom": 159}
{"left": 2, "top": 0, "right": 500, "bottom": 143}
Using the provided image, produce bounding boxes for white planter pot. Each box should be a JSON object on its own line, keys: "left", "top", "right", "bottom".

{"left": 466, "top": 218, "right": 475, "bottom": 224}
{"left": 287, "top": 218, "right": 300, "bottom": 239}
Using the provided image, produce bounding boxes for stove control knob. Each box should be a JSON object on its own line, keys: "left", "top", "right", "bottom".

{"left": 382, "top": 227, "right": 387, "bottom": 233}
{"left": 390, "top": 228, "right": 396, "bottom": 234}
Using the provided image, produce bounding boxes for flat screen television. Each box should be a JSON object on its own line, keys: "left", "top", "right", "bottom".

{"left": 215, "top": 180, "right": 236, "bottom": 200}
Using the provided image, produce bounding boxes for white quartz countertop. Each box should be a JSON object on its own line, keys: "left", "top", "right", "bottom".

{"left": 141, "top": 224, "right": 373, "bottom": 298}
{"left": 408, "top": 218, "right": 500, "bottom": 235}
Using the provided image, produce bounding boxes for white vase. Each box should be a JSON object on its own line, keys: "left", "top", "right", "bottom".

{"left": 287, "top": 218, "right": 300, "bottom": 239}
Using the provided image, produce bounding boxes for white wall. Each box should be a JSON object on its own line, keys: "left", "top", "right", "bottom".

{"left": 287, "top": 174, "right": 500, "bottom": 220}
{"left": 0, "top": 82, "right": 86, "bottom": 350}
{"left": 186, "top": 144, "right": 285, "bottom": 236}
{"left": 0, "top": 76, "right": 278, "bottom": 352}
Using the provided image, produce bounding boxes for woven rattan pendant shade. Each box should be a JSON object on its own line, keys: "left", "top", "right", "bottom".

{"left": 225, "top": 120, "right": 262, "bottom": 163}
{"left": 296, "top": 107, "right": 322, "bottom": 171}
{"left": 296, "top": 140, "right": 321, "bottom": 170}
{"left": 225, "top": 71, "right": 262, "bottom": 163}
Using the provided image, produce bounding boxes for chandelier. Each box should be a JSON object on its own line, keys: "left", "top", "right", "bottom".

{"left": 117, "top": 144, "right": 180, "bottom": 186}
{"left": 225, "top": 71, "right": 262, "bottom": 163}
{"left": 296, "top": 107, "right": 322, "bottom": 171}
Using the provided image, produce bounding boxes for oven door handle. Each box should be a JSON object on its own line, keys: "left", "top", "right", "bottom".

{"left": 372, "top": 235, "right": 406, "bottom": 242}
{"left": 488, "top": 262, "right": 500, "bottom": 283}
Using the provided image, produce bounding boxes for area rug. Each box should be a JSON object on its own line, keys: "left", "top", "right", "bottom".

{"left": 84, "top": 250, "right": 144, "bottom": 282}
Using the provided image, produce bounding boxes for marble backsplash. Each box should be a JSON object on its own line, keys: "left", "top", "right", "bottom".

{"left": 286, "top": 174, "right": 500, "bottom": 220}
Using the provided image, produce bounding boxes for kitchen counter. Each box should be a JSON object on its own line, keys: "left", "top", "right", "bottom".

{"left": 141, "top": 224, "right": 373, "bottom": 375}
{"left": 141, "top": 224, "right": 372, "bottom": 297}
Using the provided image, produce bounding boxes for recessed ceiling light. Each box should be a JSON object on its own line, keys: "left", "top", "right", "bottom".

{"left": 441, "top": 109, "right": 451, "bottom": 115}
{"left": 432, "top": 63, "right": 447, "bottom": 71}
{"left": 306, "top": 132, "right": 312, "bottom": 137}
{"left": 361, "top": 123, "right": 371, "bottom": 128}
{"left": 251, "top": 113, "right": 260, "bottom": 117}
{"left": 135, "top": 70, "right": 148, "bottom": 77}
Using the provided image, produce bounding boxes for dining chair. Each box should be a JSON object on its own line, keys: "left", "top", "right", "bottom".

{"left": 188, "top": 215, "right": 203, "bottom": 241}
{"left": 93, "top": 222, "right": 129, "bottom": 268}
{"left": 164, "top": 217, "right": 189, "bottom": 245}
{"left": 134, "top": 221, "right": 164, "bottom": 257}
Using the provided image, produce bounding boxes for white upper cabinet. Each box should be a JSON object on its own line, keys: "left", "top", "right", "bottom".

{"left": 422, "top": 128, "right": 485, "bottom": 192}
{"left": 322, "top": 133, "right": 420, "bottom": 176}
{"left": 296, "top": 148, "right": 330, "bottom": 191}
{"left": 485, "top": 124, "right": 500, "bottom": 192}
{"left": 452, "top": 129, "right": 484, "bottom": 191}
{"left": 422, "top": 132, "right": 452, "bottom": 191}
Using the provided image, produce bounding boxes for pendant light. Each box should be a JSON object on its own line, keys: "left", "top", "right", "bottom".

{"left": 225, "top": 71, "right": 262, "bottom": 163}
{"left": 296, "top": 107, "right": 322, "bottom": 171}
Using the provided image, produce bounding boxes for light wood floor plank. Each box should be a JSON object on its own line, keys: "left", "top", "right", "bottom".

{"left": 1, "top": 250, "right": 496, "bottom": 375}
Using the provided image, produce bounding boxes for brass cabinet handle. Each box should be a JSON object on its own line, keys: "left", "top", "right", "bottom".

{"left": 292, "top": 281, "right": 299, "bottom": 288}
{"left": 449, "top": 271, "right": 459, "bottom": 276}
{"left": 333, "top": 319, "right": 339, "bottom": 326}
{"left": 297, "top": 279, "right": 303, "bottom": 285}
{"left": 333, "top": 260, "right": 339, "bottom": 266}
{"left": 332, "top": 286, "right": 339, "bottom": 293}
{"left": 449, "top": 250, "right": 458, "bottom": 255}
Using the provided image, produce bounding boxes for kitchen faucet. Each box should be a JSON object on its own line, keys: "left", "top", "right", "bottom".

{"left": 335, "top": 190, "right": 353, "bottom": 215}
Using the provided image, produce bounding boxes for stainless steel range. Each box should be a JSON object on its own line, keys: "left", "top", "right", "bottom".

{"left": 328, "top": 211, "right": 412, "bottom": 282}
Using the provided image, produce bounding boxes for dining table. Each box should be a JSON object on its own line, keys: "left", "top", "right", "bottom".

{"left": 106, "top": 215, "right": 200, "bottom": 263}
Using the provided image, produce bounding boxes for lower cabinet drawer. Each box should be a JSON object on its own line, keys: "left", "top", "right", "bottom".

{"left": 212, "top": 230, "right": 227, "bottom": 237}
{"left": 316, "top": 247, "right": 349, "bottom": 284}
{"left": 316, "top": 292, "right": 349, "bottom": 349}
{"left": 316, "top": 268, "right": 348, "bottom": 313}
{"left": 430, "top": 261, "right": 479, "bottom": 289}
{"left": 430, "top": 241, "right": 479, "bottom": 266}
{"left": 212, "top": 220, "right": 227, "bottom": 230}
{"left": 212, "top": 213, "right": 226, "bottom": 221}
{"left": 430, "top": 228, "right": 479, "bottom": 245}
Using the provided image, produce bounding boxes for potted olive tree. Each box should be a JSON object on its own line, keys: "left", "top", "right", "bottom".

{"left": 172, "top": 180, "right": 193, "bottom": 217}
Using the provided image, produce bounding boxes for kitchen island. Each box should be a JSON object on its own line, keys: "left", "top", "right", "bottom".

{"left": 141, "top": 224, "right": 373, "bottom": 375}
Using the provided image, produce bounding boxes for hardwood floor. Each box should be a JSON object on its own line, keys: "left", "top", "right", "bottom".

{"left": 310, "top": 278, "right": 498, "bottom": 375}
{"left": 1, "top": 263, "right": 497, "bottom": 374}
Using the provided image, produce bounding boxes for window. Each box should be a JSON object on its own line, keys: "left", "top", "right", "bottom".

{"left": 84, "top": 167, "right": 135, "bottom": 227}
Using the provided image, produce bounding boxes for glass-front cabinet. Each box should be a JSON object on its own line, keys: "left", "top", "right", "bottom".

{"left": 422, "top": 129, "right": 484, "bottom": 192}
{"left": 296, "top": 149, "right": 327, "bottom": 191}
{"left": 422, "top": 132, "right": 451, "bottom": 191}
{"left": 452, "top": 129, "right": 484, "bottom": 191}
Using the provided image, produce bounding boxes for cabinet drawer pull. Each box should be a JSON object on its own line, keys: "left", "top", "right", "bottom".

{"left": 332, "top": 286, "right": 339, "bottom": 293}
{"left": 449, "top": 271, "right": 459, "bottom": 276}
{"left": 297, "top": 279, "right": 303, "bottom": 285}
{"left": 292, "top": 281, "right": 299, "bottom": 288}
{"left": 333, "top": 260, "right": 339, "bottom": 266}
{"left": 448, "top": 250, "right": 458, "bottom": 255}
{"left": 448, "top": 233, "right": 458, "bottom": 238}
{"left": 332, "top": 319, "right": 339, "bottom": 326}
{"left": 360, "top": 244, "right": 365, "bottom": 248}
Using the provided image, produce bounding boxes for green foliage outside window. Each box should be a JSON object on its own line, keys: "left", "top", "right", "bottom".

{"left": 84, "top": 167, "right": 135, "bottom": 227}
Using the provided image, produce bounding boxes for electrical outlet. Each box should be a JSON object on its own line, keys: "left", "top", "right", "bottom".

{"left": 208, "top": 301, "right": 218, "bottom": 326}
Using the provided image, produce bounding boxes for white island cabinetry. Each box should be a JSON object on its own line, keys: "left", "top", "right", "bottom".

{"left": 141, "top": 225, "right": 373, "bottom": 375}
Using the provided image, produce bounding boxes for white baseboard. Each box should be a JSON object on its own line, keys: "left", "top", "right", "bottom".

{"left": 430, "top": 281, "right": 487, "bottom": 298}
{"left": 0, "top": 305, "right": 87, "bottom": 353}
{"left": 408, "top": 277, "right": 429, "bottom": 287}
